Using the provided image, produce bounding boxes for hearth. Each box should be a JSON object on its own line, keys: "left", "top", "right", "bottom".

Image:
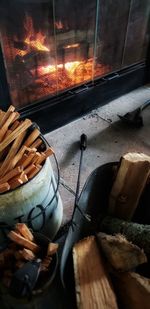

{"left": 0, "top": 1, "right": 150, "bottom": 132}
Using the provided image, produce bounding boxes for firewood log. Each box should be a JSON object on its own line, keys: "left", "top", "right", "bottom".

{"left": 97, "top": 232, "right": 147, "bottom": 271}
{"left": 9, "top": 120, "right": 20, "bottom": 131}
{"left": 30, "top": 138, "right": 43, "bottom": 149}
{"left": 0, "top": 112, "right": 17, "bottom": 142}
{"left": 8, "top": 230, "right": 39, "bottom": 253}
{"left": 100, "top": 216, "right": 150, "bottom": 257}
{"left": 0, "top": 130, "right": 27, "bottom": 176}
{"left": 47, "top": 243, "right": 59, "bottom": 256}
{"left": 0, "top": 119, "right": 32, "bottom": 153}
{"left": 27, "top": 164, "right": 41, "bottom": 179}
{"left": 15, "top": 223, "right": 34, "bottom": 241}
{"left": 113, "top": 271, "right": 150, "bottom": 309}
{"left": 24, "top": 128, "right": 40, "bottom": 147}
{"left": 0, "top": 166, "right": 23, "bottom": 184}
{"left": 9, "top": 177, "right": 23, "bottom": 190}
{"left": 0, "top": 105, "right": 15, "bottom": 128}
{"left": 0, "top": 182, "right": 10, "bottom": 193}
{"left": 19, "top": 248, "right": 36, "bottom": 261}
{"left": 73, "top": 236, "right": 118, "bottom": 309}
{"left": 108, "top": 152, "right": 150, "bottom": 219}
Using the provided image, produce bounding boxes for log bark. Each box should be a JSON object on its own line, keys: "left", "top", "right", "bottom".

{"left": 100, "top": 216, "right": 150, "bottom": 257}
{"left": 113, "top": 271, "right": 150, "bottom": 309}
{"left": 97, "top": 232, "right": 147, "bottom": 271}
{"left": 73, "top": 236, "right": 118, "bottom": 309}
{"left": 109, "top": 152, "right": 150, "bottom": 219}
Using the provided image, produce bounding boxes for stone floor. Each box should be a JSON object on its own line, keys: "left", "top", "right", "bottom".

{"left": 45, "top": 84, "right": 150, "bottom": 225}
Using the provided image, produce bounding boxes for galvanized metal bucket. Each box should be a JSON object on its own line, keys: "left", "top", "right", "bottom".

{"left": 0, "top": 157, "right": 63, "bottom": 243}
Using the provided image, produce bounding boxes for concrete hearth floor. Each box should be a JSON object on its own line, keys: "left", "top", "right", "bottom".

{"left": 45, "top": 84, "right": 150, "bottom": 226}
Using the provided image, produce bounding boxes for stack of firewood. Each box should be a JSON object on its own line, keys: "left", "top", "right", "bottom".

{"left": 73, "top": 152, "right": 150, "bottom": 309}
{"left": 0, "top": 223, "right": 58, "bottom": 288}
{"left": 0, "top": 105, "right": 54, "bottom": 193}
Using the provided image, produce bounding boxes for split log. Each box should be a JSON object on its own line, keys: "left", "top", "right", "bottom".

{"left": 0, "top": 166, "right": 23, "bottom": 184}
{"left": 73, "top": 236, "right": 118, "bottom": 309}
{"left": 30, "top": 138, "right": 43, "bottom": 149}
{"left": 8, "top": 230, "right": 39, "bottom": 253}
{"left": 0, "top": 118, "right": 32, "bottom": 153}
{"left": 9, "top": 120, "right": 20, "bottom": 131}
{"left": 27, "top": 164, "right": 41, "bottom": 179}
{"left": 0, "top": 130, "right": 27, "bottom": 176}
{"left": 24, "top": 128, "right": 40, "bottom": 147}
{"left": 0, "top": 111, "right": 17, "bottom": 142}
{"left": 0, "top": 105, "right": 15, "bottom": 128}
{"left": 0, "top": 182, "right": 10, "bottom": 193}
{"left": 24, "top": 163, "right": 36, "bottom": 175}
{"left": 19, "top": 248, "right": 35, "bottom": 261}
{"left": 9, "top": 177, "right": 23, "bottom": 190}
{"left": 15, "top": 223, "right": 34, "bottom": 242}
{"left": 108, "top": 152, "right": 150, "bottom": 219}
{"left": 100, "top": 216, "right": 150, "bottom": 257}
{"left": 97, "top": 232, "right": 147, "bottom": 271}
{"left": 113, "top": 271, "right": 150, "bottom": 309}
{"left": 47, "top": 243, "right": 59, "bottom": 256}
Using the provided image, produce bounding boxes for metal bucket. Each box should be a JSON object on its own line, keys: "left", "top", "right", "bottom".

{"left": 0, "top": 158, "right": 63, "bottom": 243}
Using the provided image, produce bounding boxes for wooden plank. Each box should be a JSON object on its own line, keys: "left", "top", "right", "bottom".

{"left": 108, "top": 152, "right": 150, "bottom": 219}
{"left": 73, "top": 236, "right": 118, "bottom": 309}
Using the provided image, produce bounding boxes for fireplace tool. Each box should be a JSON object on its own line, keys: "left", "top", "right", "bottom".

{"left": 60, "top": 133, "right": 91, "bottom": 287}
{"left": 118, "top": 99, "right": 150, "bottom": 128}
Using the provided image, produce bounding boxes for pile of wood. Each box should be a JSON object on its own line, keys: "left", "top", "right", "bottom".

{"left": 0, "top": 105, "right": 54, "bottom": 193}
{"left": 0, "top": 223, "right": 58, "bottom": 288}
{"left": 73, "top": 152, "right": 150, "bottom": 309}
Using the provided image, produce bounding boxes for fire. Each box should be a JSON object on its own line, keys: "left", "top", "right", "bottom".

{"left": 38, "top": 61, "right": 81, "bottom": 77}
{"left": 17, "top": 15, "right": 49, "bottom": 54}
{"left": 64, "top": 43, "right": 79, "bottom": 49}
{"left": 11, "top": 14, "right": 111, "bottom": 104}
{"left": 55, "top": 20, "right": 63, "bottom": 30}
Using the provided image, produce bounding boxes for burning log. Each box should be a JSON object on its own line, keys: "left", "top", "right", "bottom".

{"left": 108, "top": 152, "right": 150, "bottom": 220}
{"left": 100, "top": 216, "right": 150, "bottom": 258}
{"left": 73, "top": 236, "right": 118, "bottom": 309}
{"left": 97, "top": 233, "right": 147, "bottom": 271}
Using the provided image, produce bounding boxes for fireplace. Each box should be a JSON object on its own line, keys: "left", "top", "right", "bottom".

{"left": 0, "top": 1, "right": 150, "bottom": 132}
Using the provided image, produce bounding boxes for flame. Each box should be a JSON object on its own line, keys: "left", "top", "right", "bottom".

{"left": 64, "top": 43, "right": 79, "bottom": 49}
{"left": 23, "top": 15, "right": 49, "bottom": 52}
{"left": 38, "top": 61, "right": 81, "bottom": 77}
{"left": 55, "top": 20, "right": 63, "bottom": 30}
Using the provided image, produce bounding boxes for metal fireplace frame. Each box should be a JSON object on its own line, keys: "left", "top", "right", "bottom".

{"left": 0, "top": 41, "right": 150, "bottom": 133}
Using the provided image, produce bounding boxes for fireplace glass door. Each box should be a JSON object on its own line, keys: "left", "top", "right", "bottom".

{"left": 0, "top": 0, "right": 149, "bottom": 109}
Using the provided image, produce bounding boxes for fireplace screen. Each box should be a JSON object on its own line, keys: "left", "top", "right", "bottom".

{"left": 0, "top": 0, "right": 149, "bottom": 109}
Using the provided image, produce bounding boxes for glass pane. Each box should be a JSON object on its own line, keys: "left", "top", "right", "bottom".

{"left": 0, "top": 1, "right": 57, "bottom": 108}
{"left": 53, "top": 0, "right": 97, "bottom": 92}
{"left": 122, "top": 0, "right": 150, "bottom": 67}
{"left": 94, "top": 0, "right": 131, "bottom": 78}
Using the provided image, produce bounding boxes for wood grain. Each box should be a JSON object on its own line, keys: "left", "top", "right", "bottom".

{"left": 73, "top": 236, "right": 118, "bottom": 309}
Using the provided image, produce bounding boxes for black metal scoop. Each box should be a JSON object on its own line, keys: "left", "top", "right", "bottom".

{"left": 118, "top": 99, "right": 150, "bottom": 128}
{"left": 9, "top": 259, "right": 41, "bottom": 298}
